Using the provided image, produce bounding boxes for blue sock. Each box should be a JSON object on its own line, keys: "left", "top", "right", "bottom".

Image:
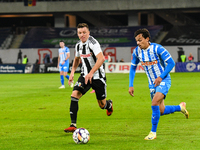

{"left": 65, "top": 75, "right": 69, "bottom": 80}
{"left": 60, "top": 75, "right": 64, "bottom": 85}
{"left": 151, "top": 106, "right": 160, "bottom": 132}
{"left": 161, "top": 105, "right": 181, "bottom": 116}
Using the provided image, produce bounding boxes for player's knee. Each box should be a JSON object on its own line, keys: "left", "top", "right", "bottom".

{"left": 152, "top": 99, "right": 162, "bottom": 106}
{"left": 152, "top": 101, "right": 158, "bottom": 106}
{"left": 71, "top": 91, "right": 82, "bottom": 99}
{"left": 64, "top": 72, "right": 68, "bottom": 76}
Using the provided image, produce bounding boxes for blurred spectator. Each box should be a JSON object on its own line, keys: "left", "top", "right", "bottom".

{"left": 16, "top": 49, "right": 22, "bottom": 64}
{"left": 180, "top": 54, "right": 186, "bottom": 62}
{"left": 188, "top": 53, "right": 194, "bottom": 62}
{"left": 0, "top": 58, "right": 3, "bottom": 64}
{"left": 119, "top": 58, "right": 124, "bottom": 62}
{"left": 35, "top": 59, "right": 39, "bottom": 64}
{"left": 11, "top": 24, "right": 16, "bottom": 35}
{"left": 34, "top": 59, "right": 39, "bottom": 73}
{"left": 104, "top": 52, "right": 111, "bottom": 62}
{"left": 19, "top": 20, "right": 25, "bottom": 34}
{"left": 177, "top": 47, "right": 184, "bottom": 62}
{"left": 43, "top": 54, "right": 52, "bottom": 64}
{"left": 52, "top": 57, "right": 58, "bottom": 65}
{"left": 22, "top": 55, "right": 28, "bottom": 64}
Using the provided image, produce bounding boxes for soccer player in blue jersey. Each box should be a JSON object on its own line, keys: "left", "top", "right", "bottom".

{"left": 129, "top": 28, "right": 189, "bottom": 140}
{"left": 57, "top": 40, "right": 73, "bottom": 89}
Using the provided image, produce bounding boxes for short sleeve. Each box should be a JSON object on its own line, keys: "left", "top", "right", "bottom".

{"left": 131, "top": 49, "right": 140, "bottom": 66}
{"left": 157, "top": 45, "right": 172, "bottom": 62}
{"left": 75, "top": 44, "right": 80, "bottom": 57}
{"left": 91, "top": 41, "right": 102, "bottom": 56}
{"left": 65, "top": 47, "right": 70, "bottom": 53}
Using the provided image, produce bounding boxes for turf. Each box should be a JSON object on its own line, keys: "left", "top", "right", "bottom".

{"left": 0, "top": 72, "right": 199, "bottom": 150}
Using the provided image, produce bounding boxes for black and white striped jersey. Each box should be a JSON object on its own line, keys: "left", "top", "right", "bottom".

{"left": 75, "top": 36, "right": 105, "bottom": 79}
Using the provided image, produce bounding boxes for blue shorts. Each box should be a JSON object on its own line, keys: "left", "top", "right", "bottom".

{"left": 59, "top": 62, "right": 69, "bottom": 72}
{"left": 149, "top": 78, "right": 171, "bottom": 100}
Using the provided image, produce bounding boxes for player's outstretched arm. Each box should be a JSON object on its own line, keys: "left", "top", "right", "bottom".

{"left": 129, "top": 65, "right": 137, "bottom": 97}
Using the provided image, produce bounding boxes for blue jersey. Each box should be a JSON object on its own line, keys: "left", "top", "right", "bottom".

{"left": 58, "top": 46, "right": 70, "bottom": 65}
{"left": 131, "top": 43, "right": 172, "bottom": 85}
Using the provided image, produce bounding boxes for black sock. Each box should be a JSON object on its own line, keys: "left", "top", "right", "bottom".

{"left": 70, "top": 96, "right": 79, "bottom": 124}
{"left": 104, "top": 100, "right": 111, "bottom": 110}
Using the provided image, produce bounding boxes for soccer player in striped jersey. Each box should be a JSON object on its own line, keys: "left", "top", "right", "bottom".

{"left": 64, "top": 23, "right": 113, "bottom": 132}
{"left": 57, "top": 40, "right": 73, "bottom": 89}
{"left": 129, "top": 28, "right": 189, "bottom": 140}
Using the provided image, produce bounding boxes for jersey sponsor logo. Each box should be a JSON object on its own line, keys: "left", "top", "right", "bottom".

{"left": 80, "top": 53, "right": 92, "bottom": 58}
{"left": 141, "top": 60, "right": 158, "bottom": 66}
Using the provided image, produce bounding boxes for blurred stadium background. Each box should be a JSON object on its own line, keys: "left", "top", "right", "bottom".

{"left": 0, "top": 0, "right": 200, "bottom": 73}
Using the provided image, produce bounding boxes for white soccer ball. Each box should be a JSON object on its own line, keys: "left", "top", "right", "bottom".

{"left": 72, "top": 128, "right": 90, "bottom": 144}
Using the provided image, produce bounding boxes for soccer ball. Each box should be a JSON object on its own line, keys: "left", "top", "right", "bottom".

{"left": 73, "top": 128, "right": 90, "bottom": 144}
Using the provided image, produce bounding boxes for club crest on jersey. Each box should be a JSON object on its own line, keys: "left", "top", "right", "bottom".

{"left": 108, "top": 64, "right": 116, "bottom": 72}
{"left": 150, "top": 54, "right": 155, "bottom": 60}
{"left": 80, "top": 53, "right": 92, "bottom": 58}
{"left": 141, "top": 60, "right": 158, "bottom": 66}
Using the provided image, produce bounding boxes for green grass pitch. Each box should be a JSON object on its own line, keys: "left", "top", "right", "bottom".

{"left": 0, "top": 72, "right": 200, "bottom": 150}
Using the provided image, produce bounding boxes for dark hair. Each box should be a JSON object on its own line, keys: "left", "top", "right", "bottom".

{"left": 134, "top": 28, "right": 151, "bottom": 40}
{"left": 77, "top": 23, "right": 89, "bottom": 30}
{"left": 59, "top": 40, "right": 64, "bottom": 43}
